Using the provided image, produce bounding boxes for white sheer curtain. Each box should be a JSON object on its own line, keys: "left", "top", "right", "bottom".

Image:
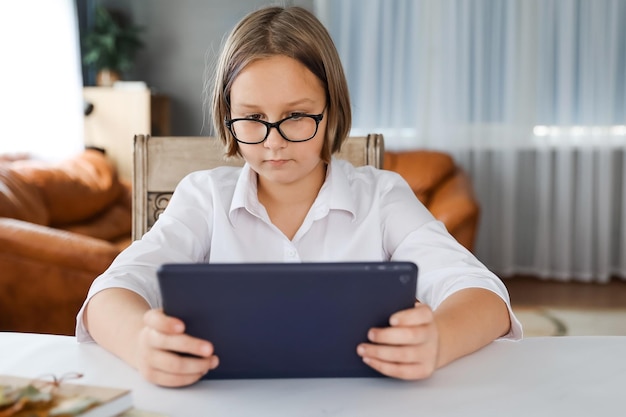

{"left": 316, "top": 0, "right": 626, "bottom": 282}
{"left": 0, "top": 0, "right": 84, "bottom": 161}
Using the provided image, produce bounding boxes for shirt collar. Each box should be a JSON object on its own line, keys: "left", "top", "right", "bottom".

{"left": 229, "top": 164, "right": 261, "bottom": 222}
{"left": 229, "top": 158, "right": 357, "bottom": 223}
{"left": 324, "top": 158, "right": 357, "bottom": 220}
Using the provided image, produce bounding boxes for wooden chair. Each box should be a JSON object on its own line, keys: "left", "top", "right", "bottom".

{"left": 132, "top": 134, "right": 384, "bottom": 240}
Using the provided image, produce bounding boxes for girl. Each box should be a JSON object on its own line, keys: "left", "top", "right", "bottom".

{"left": 77, "top": 5, "right": 522, "bottom": 387}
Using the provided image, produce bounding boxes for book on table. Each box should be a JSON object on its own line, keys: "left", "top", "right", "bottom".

{"left": 0, "top": 374, "right": 133, "bottom": 417}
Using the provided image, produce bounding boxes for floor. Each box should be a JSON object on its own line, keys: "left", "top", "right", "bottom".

{"left": 504, "top": 275, "right": 626, "bottom": 309}
{"left": 503, "top": 275, "right": 626, "bottom": 336}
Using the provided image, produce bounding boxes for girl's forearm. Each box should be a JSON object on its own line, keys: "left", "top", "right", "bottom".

{"left": 83, "top": 288, "right": 151, "bottom": 369}
{"left": 433, "top": 288, "right": 511, "bottom": 369}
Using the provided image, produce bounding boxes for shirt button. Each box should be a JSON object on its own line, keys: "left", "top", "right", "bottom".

{"left": 288, "top": 249, "right": 297, "bottom": 257}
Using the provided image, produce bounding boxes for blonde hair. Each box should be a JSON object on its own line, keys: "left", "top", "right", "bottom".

{"left": 210, "top": 6, "right": 351, "bottom": 163}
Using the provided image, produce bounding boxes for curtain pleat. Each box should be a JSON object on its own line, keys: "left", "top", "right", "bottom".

{"left": 317, "top": 0, "right": 626, "bottom": 282}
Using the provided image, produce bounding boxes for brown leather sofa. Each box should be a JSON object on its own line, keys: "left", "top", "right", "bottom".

{"left": 0, "top": 147, "right": 477, "bottom": 336}
{"left": 384, "top": 150, "right": 479, "bottom": 252}
{"left": 0, "top": 149, "right": 132, "bottom": 335}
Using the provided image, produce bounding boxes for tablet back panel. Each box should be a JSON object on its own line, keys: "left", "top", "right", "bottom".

{"left": 157, "top": 262, "right": 417, "bottom": 379}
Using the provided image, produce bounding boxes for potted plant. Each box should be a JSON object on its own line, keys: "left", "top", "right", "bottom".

{"left": 82, "top": 6, "right": 144, "bottom": 86}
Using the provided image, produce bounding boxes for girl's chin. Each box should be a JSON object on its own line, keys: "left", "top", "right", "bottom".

{"left": 256, "top": 169, "right": 302, "bottom": 185}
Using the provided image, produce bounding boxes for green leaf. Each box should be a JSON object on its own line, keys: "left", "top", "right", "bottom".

{"left": 80, "top": 5, "right": 144, "bottom": 73}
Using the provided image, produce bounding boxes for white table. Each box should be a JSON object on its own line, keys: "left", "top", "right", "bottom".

{"left": 1, "top": 332, "right": 624, "bottom": 417}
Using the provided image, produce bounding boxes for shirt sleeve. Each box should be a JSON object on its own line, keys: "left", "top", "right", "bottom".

{"left": 392, "top": 221, "right": 522, "bottom": 340}
{"left": 75, "top": 172, "right": 215, "bottom": 342}
{"left": 378, "top": 171, "right": 523, "bottom": 340}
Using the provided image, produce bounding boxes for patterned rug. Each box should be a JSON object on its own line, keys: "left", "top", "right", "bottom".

{"left": 513, "top": 307, "right": 626, "bottom": 337}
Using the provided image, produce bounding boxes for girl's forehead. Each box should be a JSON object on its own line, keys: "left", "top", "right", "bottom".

{"left": 230, "top": 56, "right": 326, "bottom": 106}
{"left": 235, "top": 55, "right": 316, "bottom": 83}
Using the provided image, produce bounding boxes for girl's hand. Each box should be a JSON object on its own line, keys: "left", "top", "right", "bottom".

{"left": 357, "top": 302, "right": 439, "bottom": 380}
{"left": 135, "top": 308, "right": 219, "bottom": 387}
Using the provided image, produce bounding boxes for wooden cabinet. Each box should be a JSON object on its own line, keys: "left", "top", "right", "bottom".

{"left": 83, "top": 87, "right": 170, "bottom": 182}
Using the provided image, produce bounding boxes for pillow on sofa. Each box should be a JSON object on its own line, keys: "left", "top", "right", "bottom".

{"left": 10, "top": 149, "right": 124, "bottom": 225}
{"left": 59, "top": 181, "right": 132, "bottom": 243}
{"left": 0, "top": 166, "right": 49, "bottom": 225}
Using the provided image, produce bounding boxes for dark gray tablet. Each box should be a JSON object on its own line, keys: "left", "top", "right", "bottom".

{"left": 157, "top": 261, "right": 418, "bottom": 380}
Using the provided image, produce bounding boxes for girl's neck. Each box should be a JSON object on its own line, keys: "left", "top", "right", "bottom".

{"left": 256, "top": 161, "right": 327, "bottom": 240}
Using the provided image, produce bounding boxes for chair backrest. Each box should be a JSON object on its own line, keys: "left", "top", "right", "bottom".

{"left": 132, "top": 134, "right": 384, "bottom": 240}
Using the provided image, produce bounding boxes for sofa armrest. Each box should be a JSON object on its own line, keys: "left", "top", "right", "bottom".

{"left": 0, "top": 217, "right": 120, "bottom": 274}
{"left": 426, "top": 170, "right": 480, "bottom": 251}
{"left": 0, "top": 218, "right": 122, "bottom": 335}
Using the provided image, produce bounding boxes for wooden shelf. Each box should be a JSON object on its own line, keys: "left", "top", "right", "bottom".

{"left": 83, "top": 87, "right": 170, "bottom": 182}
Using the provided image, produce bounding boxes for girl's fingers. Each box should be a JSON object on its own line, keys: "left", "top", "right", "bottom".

{"left": 136, "top": 308, "right": 220, "bottom": 386}
{"left": 136, "top": 332, "right": 220, "bottom": 387}
{"left": 357, "top": 302, "right": 439, "bottom": 380}
{"left": 143, "top": 308, "right": 185, "bottom": 334}
{"left": 367, "top": 325, "right": 427, "bottom": 345}
{"left": 141, "top": 309, "right": 214, "bottom": 358}
{"left": 146, "top": 348, "right": 217, "bottom": 375}
{"left": 388, "top": 302, "right": 433, "bottom": 327}
{"left": 139, "top": 351, "right": 218, "bottom": 387}
{"left": 145, "top": 327, "right": 215, "bottom": 359}
{"left": 360, "top": 356, "right": 435, "bottom": 380}
{"left": 357, "top": 341, "right": 438, "bottom": 380}
{"left": 142, "top": 369, "right": 205, "bottom": 388}
{"left": 357, "top": 343, "right": 421, "bottom": 364}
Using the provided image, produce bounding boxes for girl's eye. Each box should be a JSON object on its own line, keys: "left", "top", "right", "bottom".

{"left": 289, "top": 112, "right": 306, "bottom": 120}
{"left": 246, "top": 114, "right": 263, "bottom": 120}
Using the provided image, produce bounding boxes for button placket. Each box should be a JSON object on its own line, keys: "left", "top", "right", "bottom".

{"left": 284, "top": 243, "right": 300, "bottom": 261}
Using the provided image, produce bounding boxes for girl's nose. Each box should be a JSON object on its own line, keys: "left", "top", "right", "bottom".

{"left": 263, "top": 126, "right": 287, "bottom": 149}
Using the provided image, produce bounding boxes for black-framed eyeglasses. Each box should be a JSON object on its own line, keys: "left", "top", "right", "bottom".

{"left": 224, "top": 112, "right": 324, "bottom": 144}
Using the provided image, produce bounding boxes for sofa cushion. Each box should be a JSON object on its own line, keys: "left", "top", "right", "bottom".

{"left": 9, "top": 149, "right": 123, "bottom": 225}
{"left": 384, "top": 151, "right": 455, "bottom": 204}
{"left": 59, "top": 181, "right": 132, "bottom": 242}
{"left": 0, "top": 166, "right": 49, "bottom": 225}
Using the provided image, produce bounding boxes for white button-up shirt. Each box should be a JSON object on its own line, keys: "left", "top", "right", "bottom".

{"left": 76, "top": 158, "right": 522, "bottom": 341}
